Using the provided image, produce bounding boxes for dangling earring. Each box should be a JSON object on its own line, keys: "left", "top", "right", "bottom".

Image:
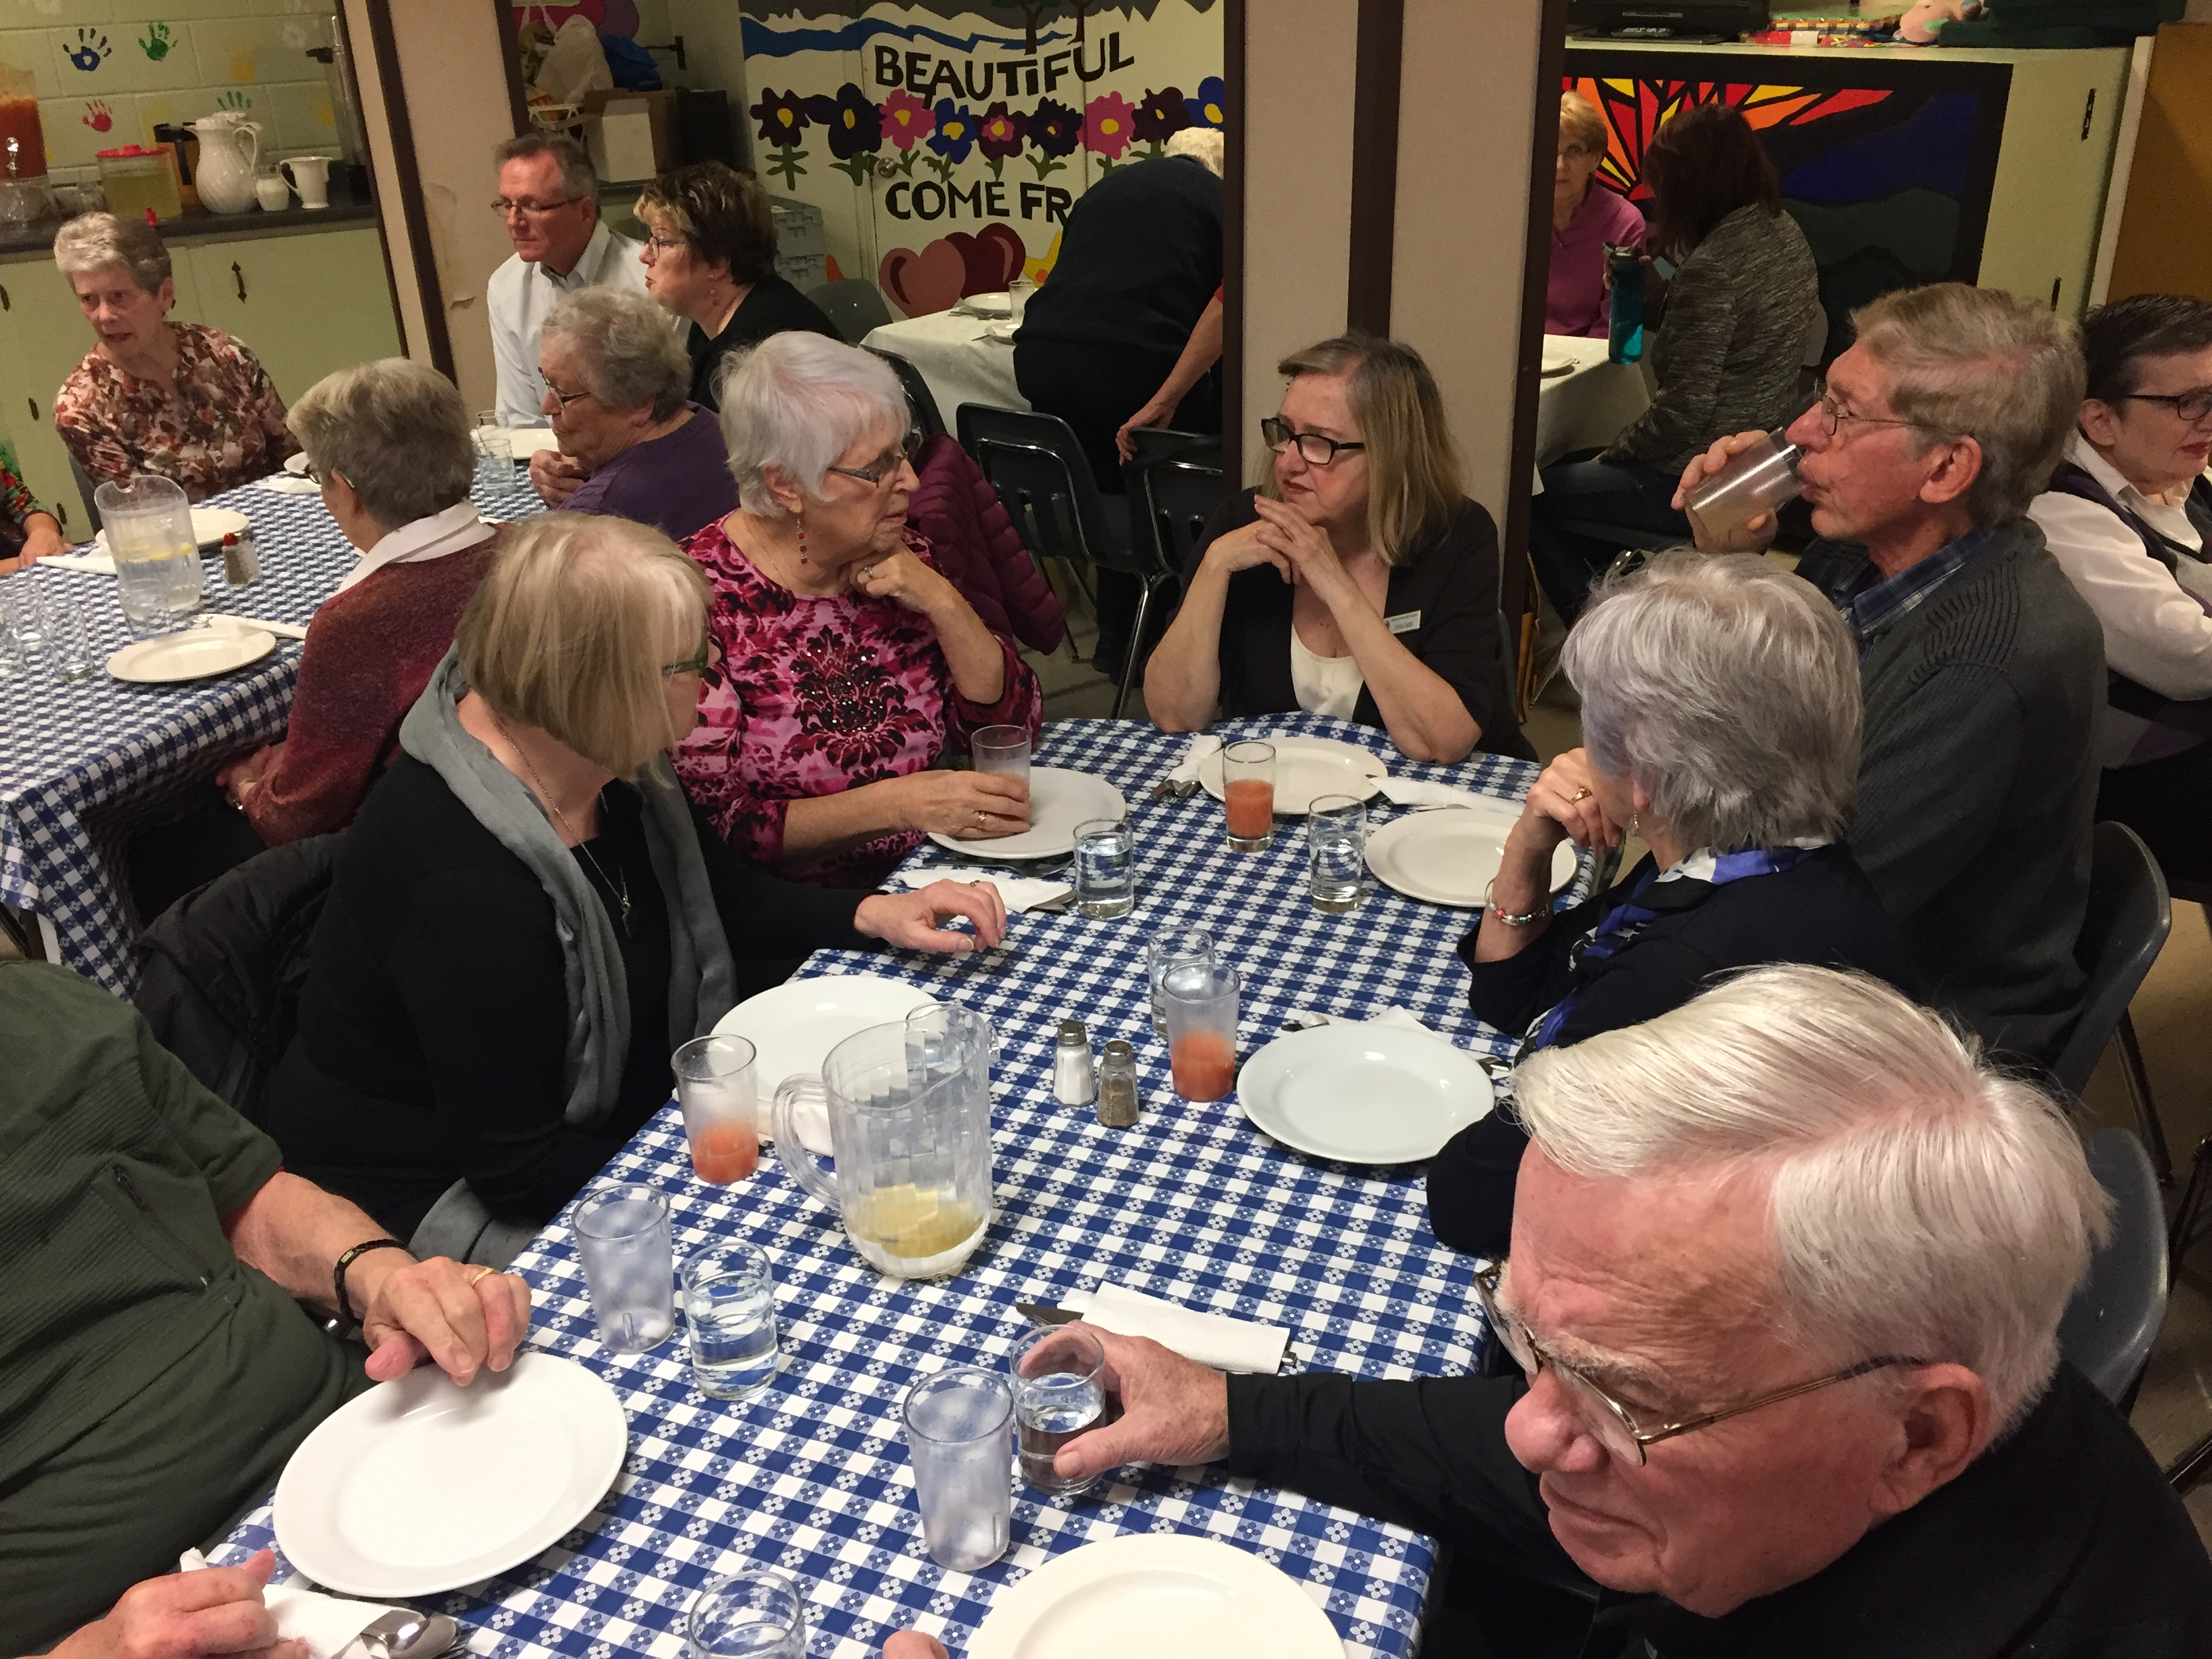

{"left": 795, "top": 515, "right": 809, "bottom": 566}
{"left": 1628, "top": 813, "right": 1641, "bottom": 841}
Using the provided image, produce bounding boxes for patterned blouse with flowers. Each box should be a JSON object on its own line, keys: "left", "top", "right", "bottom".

{"left": 54, "top": 321, "right": 298, "bottom": 503}
{"left": 676, "top": 518, "right": 1045, "bottom": 887}
{"left": 0, "top": 438, "right": 47, "bottom": 552}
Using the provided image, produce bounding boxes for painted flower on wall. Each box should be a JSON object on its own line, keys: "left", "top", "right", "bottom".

{"left": 1082, "top": 91, "right": 1135, "bottom": 162}
{"left": 1133, "top": 87, "right": 1190, "bottom": 146}
{"left": 880, "top": 88, "right": 935, "bottom": 152}
{"left": 1185, "top": 76, "right": 1227, "bottom": 129}
{"left": 1027, "top": 98, "right": 1082, "bottom": 163}
{"left": 751, "top": 88, "right": 812, "bottom": 146}
{"left": 977, "top": 101, "right": 1027, "bottom": 165}
{"left": 927, "top": 100, "right": 979, "bottom": 165}
{"left": 818, "top": 82, "right": 881, "bottom": 183}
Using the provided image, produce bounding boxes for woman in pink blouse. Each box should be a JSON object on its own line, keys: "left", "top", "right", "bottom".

{"left": 1547, "top": 92, "right": 1645, "bottom": 340}
{"left": 676, "top": 332, "right": 1043, "bottom": 885}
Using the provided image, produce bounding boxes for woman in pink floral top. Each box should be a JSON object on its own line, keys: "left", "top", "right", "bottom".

{"left": 675, "top": 333, "right": 1042, "bottom": 885}
{"left": 50, "top": 213, "right": 297, "bottom": 502}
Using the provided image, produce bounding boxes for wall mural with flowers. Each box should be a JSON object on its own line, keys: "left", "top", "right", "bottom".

{"left": 739, "top": 0, "right": 1223, "bottom": 317}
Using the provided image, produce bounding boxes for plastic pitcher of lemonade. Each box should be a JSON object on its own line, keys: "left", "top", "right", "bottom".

{"left": 772, "top": 1004, "right": 996, "bottom": 1278}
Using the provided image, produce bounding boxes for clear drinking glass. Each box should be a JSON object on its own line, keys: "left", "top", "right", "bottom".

{"left": 686, "top": 1568, "right": 807, "bottom": 1659}
{"left": 1072, "top": 815, "right": 1136, "bottom": 918}
{"left": 1162, "top": 960, "right": 1241, "bottom": 1103}
{"left": 45, "top": 595, "right": 94, "bottom": 682}
{"left": 1307, "top": 793, "right": 1367, "bottom": 914}
{"left": 96, "top": 474, "right": 203, "bottom": 629}
{"left": 1010, "top": 1324, "right": 1105, "bottom": 1496}
{"left": 674, "top": 1033, "right": 759, "bottom": 1185}
{"left": 902, "top": 1365, "right": 1014, "bottom": 1571}
{"left": 1683, "top": 428, "right": 1803, "bottom": 547}
{"left": 1, "top": 581, "right": 48, "bottom": 659}
{"left": 0, "top": 626, "right": 22, "bottom": 679}
{"left": 573, "top": 1184, "right": 675, "bottom": 1353}
{"left": 970, "top": 723, "right": 1031, "bottom": 786}
{"left": 472, "top": 411, "right": 512, "bottom": 492}
{"left": 682, "top": 1241, "right": 778, "bottom": 1401}
{"left": 1221, "top": 739, "right": 1275, "bottom": 851}
{"left": 1147, "top": 925, "right": 1216, "bottom": 1038}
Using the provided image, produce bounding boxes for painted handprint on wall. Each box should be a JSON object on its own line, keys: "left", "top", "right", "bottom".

{"left": 140, "top": 23, "right": 174, "bottom": 63}
{"left": 81, "top": 100, "right": 112, "bottom": 134}
{"left": 216, "top": 90, "right": 252, "bottom": 113}
{"left": 67, "top": 30, "right": 112, "bottom": 72}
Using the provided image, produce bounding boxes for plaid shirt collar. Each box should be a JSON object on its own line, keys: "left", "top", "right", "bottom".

{"left": 1826, "top": 524, "right": 1994, "bottom": 647}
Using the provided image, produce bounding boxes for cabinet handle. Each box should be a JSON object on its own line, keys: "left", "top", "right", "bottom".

{"left": 0, "top": 282, "right": 9, "bottom": 311}
{"left": 24, "top": 396, "right": 35, "bottom": 421}
{"left": 232, "top": 261, "right": 247, "bottom": 302}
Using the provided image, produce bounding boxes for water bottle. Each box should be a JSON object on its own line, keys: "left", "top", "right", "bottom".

{"left": 1605, "top": 243, "right": 1644, "bottom": 366}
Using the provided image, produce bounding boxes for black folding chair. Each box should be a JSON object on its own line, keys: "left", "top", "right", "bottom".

{"left": 2051, "top": 822, "right": 2174, "bottom": 1178}
{"left": 807, "top": 277, "right": 894, "bottom": 345}
{"left": 867, "top": 348, "right": 946, "bottom": 440}
{"left": 2055, "top": 1128, "right": 2169, "bottom": 1410}
{"left": 1122, "top": 425, "right": 1225, "bottom": 588}
{"left": 957, "top": 403, "right": 1159, "bottom": 718}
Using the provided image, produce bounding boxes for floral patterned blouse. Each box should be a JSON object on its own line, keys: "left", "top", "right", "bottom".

{"left": 0, "top": 438, "right": 47, "bottom": 552}
{"left": 54, "top": 321, "right": 299, "bottom": 504}
{"left": 676, "top": 518, "right": 1044, "bottom": 886}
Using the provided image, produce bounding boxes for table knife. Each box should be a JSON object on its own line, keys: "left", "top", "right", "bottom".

{"left": 203, "top": 612, "right": 310, "bottom": 641}
{"left": 1017, "top": 1300, "right": 1082, "bottom": 1327}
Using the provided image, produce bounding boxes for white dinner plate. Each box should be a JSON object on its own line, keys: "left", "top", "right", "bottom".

{"left": 970, "top": 1534, "right": 1343, "bottom": 1659}
{"left": 1197, "top": 735, "right": 1388, "bottom": 816}
{"left": 106, "top": 623, "right": 275, "bottom": 683}
{"left": 283, "top": 451, "right": 310, "bottom": 475}
{"left": 712, "top": 973, "right": 939, "bottom": 1155}
{"left": 926, "top": 764, "right": 1126, "bottom": 861}
{"left": 501, "top": 426, "right": 560, "bottom": 457}
{"left": 957, "top": 291, "right": 1013, "bottom": 317}
{"left": 95, "top": 506, "right": 251, "bottom": 554}
{"left": 1237, "top": 1022, "right": 1494, "bottom": 1165}
{"left": 273, "top": 1351, "right": 627, "bottom": 1599}
{"left": 1364, "top": 804, "right": 1577, "bottom": 909}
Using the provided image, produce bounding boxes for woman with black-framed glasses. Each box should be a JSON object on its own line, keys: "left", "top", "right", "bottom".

{"left": 1144, "top": 333, "right": 1532, "bottom": 763}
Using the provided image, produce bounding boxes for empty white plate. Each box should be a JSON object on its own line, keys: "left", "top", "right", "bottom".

{"left": 926, "top": 764, "right": 1126, "bottom": 861}
{"left": 1364, "top": 804, "right": 1578, "bottom": 909}
{"left": 1237, "top": 1022, "right": 1493, "bottom": 1165}
{"left": 971, "top": 1534, "right": 1343, "bottom": 1658}
{"left": 95, "top": 506, "right": 251, "bottom": 554}
{"left": 107, "top": 623, "right": 275, "bottom": 683}
{"left": 712, "top": 973, "right": 939, "bottom": 1155}
{"left": 283, "top": 451, "right": 311, "bottom": 475}
{"left": 274, "top": 1351, "right": 627, "bottom": 1599}
{"left": 1197, "top": 735, "right": 1388, "bottom": 816}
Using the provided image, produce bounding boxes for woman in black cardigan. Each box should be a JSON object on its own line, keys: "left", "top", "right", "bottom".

{"left": 1144, "top": 333, "right": 1532, "bottom": 762}
{"left": 1428, "top": 553, "right": 1912, "bottom": 1257}
{"left": 264, "top": 514, "right": 1006, "bottom": 1265}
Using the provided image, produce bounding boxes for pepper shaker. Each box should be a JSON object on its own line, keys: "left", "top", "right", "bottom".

{"left": 1096, "top": 1039, "right": 1140, "bottom": 1127}
{"left": 1053, "top": 1019, "right": 1095, "bottom": 1107}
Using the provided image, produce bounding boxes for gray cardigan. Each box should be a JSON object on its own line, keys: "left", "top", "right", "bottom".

{"left": 1607, "top": 203, "right": 1820, "bottom": 474}
{"left": 1797, "top": 519, "right": 2106, "bottom": 1062}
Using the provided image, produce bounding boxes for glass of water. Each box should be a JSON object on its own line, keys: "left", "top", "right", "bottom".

{"left": 1307, "top": 793, "right": 1367, "bottom": 914}
{"left": 686, "top": 1568, "right": 806, "bottom": 1659}
{"left": 902, "top": 1364, "right": 1013, "bottom": 1571}
{"left": 1147, "top": 925, "right": 1216, "bottom": 1038}
{"left": 573, "top": 1184, "right": 675, "bottom": 1353}
{"left": 473, "top": 411, "right": 512, "bottom": 492}
{"left": 1009, "top": 1324, "right": 1105, "bottom": 1496}
{"left": 45, "top": 595, "right": 94, "bottom": 682}
{"left": 1073, "top": 815, "right": 1135, "bottom": 918}
{"left": 682, "top": 1241, "right": 778, "bottom": 1401}
{"left": 2, "top": 579, "right": 49, "bottom": 659}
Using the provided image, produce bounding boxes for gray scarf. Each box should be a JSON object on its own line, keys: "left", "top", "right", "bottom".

{"left": 398, "top": 647, "right": 737, "bottom": 1130}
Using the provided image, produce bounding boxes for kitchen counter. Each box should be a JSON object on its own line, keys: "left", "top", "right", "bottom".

{"left": 0, "top": 200, "right": 377, "bottom": 261}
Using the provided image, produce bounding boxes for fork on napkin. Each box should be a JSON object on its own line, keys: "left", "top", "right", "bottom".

{"left": 178, "top": 1550, "right": 411, "bottom": 1659}
{"left": 1152, "top": 732, "right": 1223, "bottom": 798}
{"left": 1057, "top": 1282, "right": 1289, "bottom": 1373}
{"left": 891, "top": 868, "right": 1072, "bottom": 914}
{"left": 1374, "top": 776, "right": 1504, "bottom": 812}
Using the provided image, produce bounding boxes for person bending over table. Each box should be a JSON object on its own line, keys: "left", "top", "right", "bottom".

{"left": 50, "top": 211, "right": 298, "bottom": 501}
{"left": 0, "top": 436, "right": 64, "bottom": 575}
{"left": 1677, "top": 282, "right": 2102, "bottom": 1065}
{"left": 526, "top": 286, "right": 737, "bottom": 542}
{"left": 1427, "top": 552, "right": 1909, "bottom": 1259}
{"left": 2028, "top": 293, "right": 2212, "bottom": 886}
{"left": 888, "top": 968, "right": 2212, "bottom": 1659}
{"left": 635, "top": 161, "right": 840, "bottom": 413}
{"left": 1545, "top": 90, "right": 1645, "bottom": 340}
{"left": 1, "top": 958, "right": 531, "bottom": 1652}
{"left": 263, "top": 514, "right": 1006, "bottom": 1267}
{"left": 674, "top": 332, "right": 1043, "bottom": 886}
{"left": 1527, "top": 102, "right": 1818, "bottom": 621}
{"left": 1144, "top": 333, "right": 1531, "bottom": 763}
{"left": 216, "top": 359, "right": 498, "bottom": 844}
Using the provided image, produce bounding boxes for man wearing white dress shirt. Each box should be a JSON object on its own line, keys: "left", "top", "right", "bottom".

{"left": 485, "top": 133, "right": 652, "bottom": 428}
{"left": 2028, "top": 293, "right": 2212, "bottom": 884}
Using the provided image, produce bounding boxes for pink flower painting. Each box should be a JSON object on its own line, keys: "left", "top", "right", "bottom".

{"left": 1082, "top": 91, "right": 1135, "bottom": 161}
{"left": 880, "top": 88, "right": 935, "bottom": 152}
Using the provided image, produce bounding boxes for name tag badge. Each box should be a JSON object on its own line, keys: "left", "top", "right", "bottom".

{"left": 1385, "top": 610, "right": 1421, "bottom": 636}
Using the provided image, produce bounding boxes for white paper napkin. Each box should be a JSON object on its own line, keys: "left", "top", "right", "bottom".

{"left": 42, "top": 550, "right": 115, "bottom": 575}
{"left": 257, "top": 474, "right": 322, "bottom": 496}
{"left": 1065, "top": 1282, "right": 1288, "bottom": 1373}
{"left": 178, "top": 1551, "right": 402, "bottom": 1659}
{"left": 1374, "top": 777, "right": 1498, "bottom": 812}
{"left": 1165, "top": 732, "right": 1223, "bottom": 787}
{"left": 1282, "top": 1006, "right": 1434, "bottom": 1036}
{"left": 891, "top": 869, "right": 1071, "bottom": 913}
{"left": 1368, "top": 1005, "right": 1437, "bottom": 1034}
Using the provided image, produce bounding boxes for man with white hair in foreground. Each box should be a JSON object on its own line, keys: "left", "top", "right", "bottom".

{"left": 889, "top": 966, "right": 2211, "bottom": 1658}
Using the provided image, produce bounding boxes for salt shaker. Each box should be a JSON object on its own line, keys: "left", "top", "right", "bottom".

{"left": 1053, "top": 1019, "right": 1095, "bottom": 1107}
{"left": 220, "top": 529, "right": 262, "bottom": 588}
{"left": 1096, "top": 1040, "right": 1140, "bottom": 1128}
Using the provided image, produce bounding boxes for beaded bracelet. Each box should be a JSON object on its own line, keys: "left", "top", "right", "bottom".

{"left": 1482, "top": 880, "right": 1545, "bottom": 928}
{"left": 331, "top": 1237, "right": 411, "bottom": 1334}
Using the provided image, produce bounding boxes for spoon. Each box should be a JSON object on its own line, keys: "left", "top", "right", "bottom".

{"left": 350, "top": 1609, "right": 459, "bottom": 1659}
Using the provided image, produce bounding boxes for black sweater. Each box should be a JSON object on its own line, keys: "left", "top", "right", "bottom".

{"left": 265, "top": 755, "right": 867, "bottom": 1239}
{"left": 1015, "top": 154, "right": 1221, "bottom": 361}
{"left": 688, "top": 273, "right": 842, "bottom": 409}
{"left": 1185, "top": 489, "right": 1534, "bottom": 759}
{"left": 1429, "top": 843, "right": 1910, "bottom": 1258}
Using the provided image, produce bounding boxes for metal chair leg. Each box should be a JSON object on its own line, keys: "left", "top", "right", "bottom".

{"left": 2115, "top": 1012, "right": 2174, "bottom": 1182}
{"left": 1111, "top": 577, "right": 1156, "bottom": 720}
{"left": 2166, "top": 1425, "right": 2212, "bottom": 1493}
{"left": 2171, "top": 1132, "right": 2212, "bottom": 1263}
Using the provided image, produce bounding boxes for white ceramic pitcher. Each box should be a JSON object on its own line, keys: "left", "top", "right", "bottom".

{"left": 188, "top": 113, "right": 261, "bottom": 215}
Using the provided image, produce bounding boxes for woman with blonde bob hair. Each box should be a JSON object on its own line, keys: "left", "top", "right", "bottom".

{"left": 1144, "top": 333, "right": 1530, "bottom": 760}
{"left": 266, "top": 513, "right": 1008, "bottom": 1265}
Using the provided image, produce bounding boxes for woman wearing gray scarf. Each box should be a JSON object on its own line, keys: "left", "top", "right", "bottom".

{"left": 264, "top": 513, "right": 1006, "bottom": 1265}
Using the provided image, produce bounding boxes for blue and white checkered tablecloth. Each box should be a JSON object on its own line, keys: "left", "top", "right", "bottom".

{"left": 215, "top": 714, "right": 1582, "bottom": 1659}
{"left": 0, "top": 475, "right": 544, "bottom": 995}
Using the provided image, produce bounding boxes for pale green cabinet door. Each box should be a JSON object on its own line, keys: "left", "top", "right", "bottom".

{"left": 180, "top": 228, "right": 401, "bottom": 405}
{"left": 0, "top": 262, "right": 104, "bottom": 537}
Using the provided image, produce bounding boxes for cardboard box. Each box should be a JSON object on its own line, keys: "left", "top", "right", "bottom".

{"left": 583, "top": 90, "right": 677, "bottom": 184}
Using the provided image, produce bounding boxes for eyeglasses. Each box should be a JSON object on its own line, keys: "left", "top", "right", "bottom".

{"left": 541, "top": 378, "right": 592, "bottom": 413}
{"left": 663, "top": 635, "right": 716, "bottom": 678}
{"left": 1261, "top": 415, "right": 1366, "bottom": 467}
{"left": 825, "top": 429, "right": 922, "bottom": 487}
{"left": 1810, "top": 389, "right": 1937, "bottom": 443}
{"left": 2123, "top": 388, "right": 2212, "bottom": 425}
{"left": 304, "top": 458, "right": 332, "bottom": 487}
{"left": 643, "top": 232, "right": 687, "bottom": 254}
{"left": 1472, "top": 1263, "right": 1925, "bottom": 1468}
{"left": 492, "top": 196, "right": 583, "bottom": 219}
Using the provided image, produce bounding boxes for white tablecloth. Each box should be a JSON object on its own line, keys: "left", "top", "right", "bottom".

{"left": 1533, "top": 333, "right": 1651, "bottom": 487}
{"left": 863, "top": 311, "right": 1027, "bottom": 430}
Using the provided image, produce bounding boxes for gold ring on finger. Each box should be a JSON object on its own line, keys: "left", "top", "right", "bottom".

{"left": 1569, "top": 786, "right": 1592, "bottom": 804}
{"left": 469, "top": 1266, "right": 497, "bottom": 1286}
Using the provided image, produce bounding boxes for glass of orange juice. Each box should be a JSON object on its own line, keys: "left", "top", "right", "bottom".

{"left": 674, "top": 1033, "right": 758, "bottom": 1184}
{"left": 1221, "top": 739, "right": 1275, "bottom": 851}
{"left": 1162, "top": 961, "right": 1241, "bottom": 1102}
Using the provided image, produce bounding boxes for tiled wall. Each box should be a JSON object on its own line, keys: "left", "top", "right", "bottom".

{"left": 0, "top": 0, "right": 342, "bottom": 193}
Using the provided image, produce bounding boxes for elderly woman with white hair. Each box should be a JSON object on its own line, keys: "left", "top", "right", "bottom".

{"left": 51, "top": 211, "right": 297, "bottom": 499}
{"left": 1427, "top": 552, "right": 1912, "bottom": 1258}
{"left": 526, "top": 285, "right": 737, "bottom": 541}
{"left": 674, "top": 331, "right": 1043, "bottom": 885}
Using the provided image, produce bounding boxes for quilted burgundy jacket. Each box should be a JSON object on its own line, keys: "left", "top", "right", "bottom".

{"left": 906, "top": 432, "right": 1067, "bottom": 654}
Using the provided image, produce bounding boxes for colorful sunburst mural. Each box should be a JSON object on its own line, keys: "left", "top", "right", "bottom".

{"left": 1565, "top": 77, "right": 1895, "bottom": 201}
